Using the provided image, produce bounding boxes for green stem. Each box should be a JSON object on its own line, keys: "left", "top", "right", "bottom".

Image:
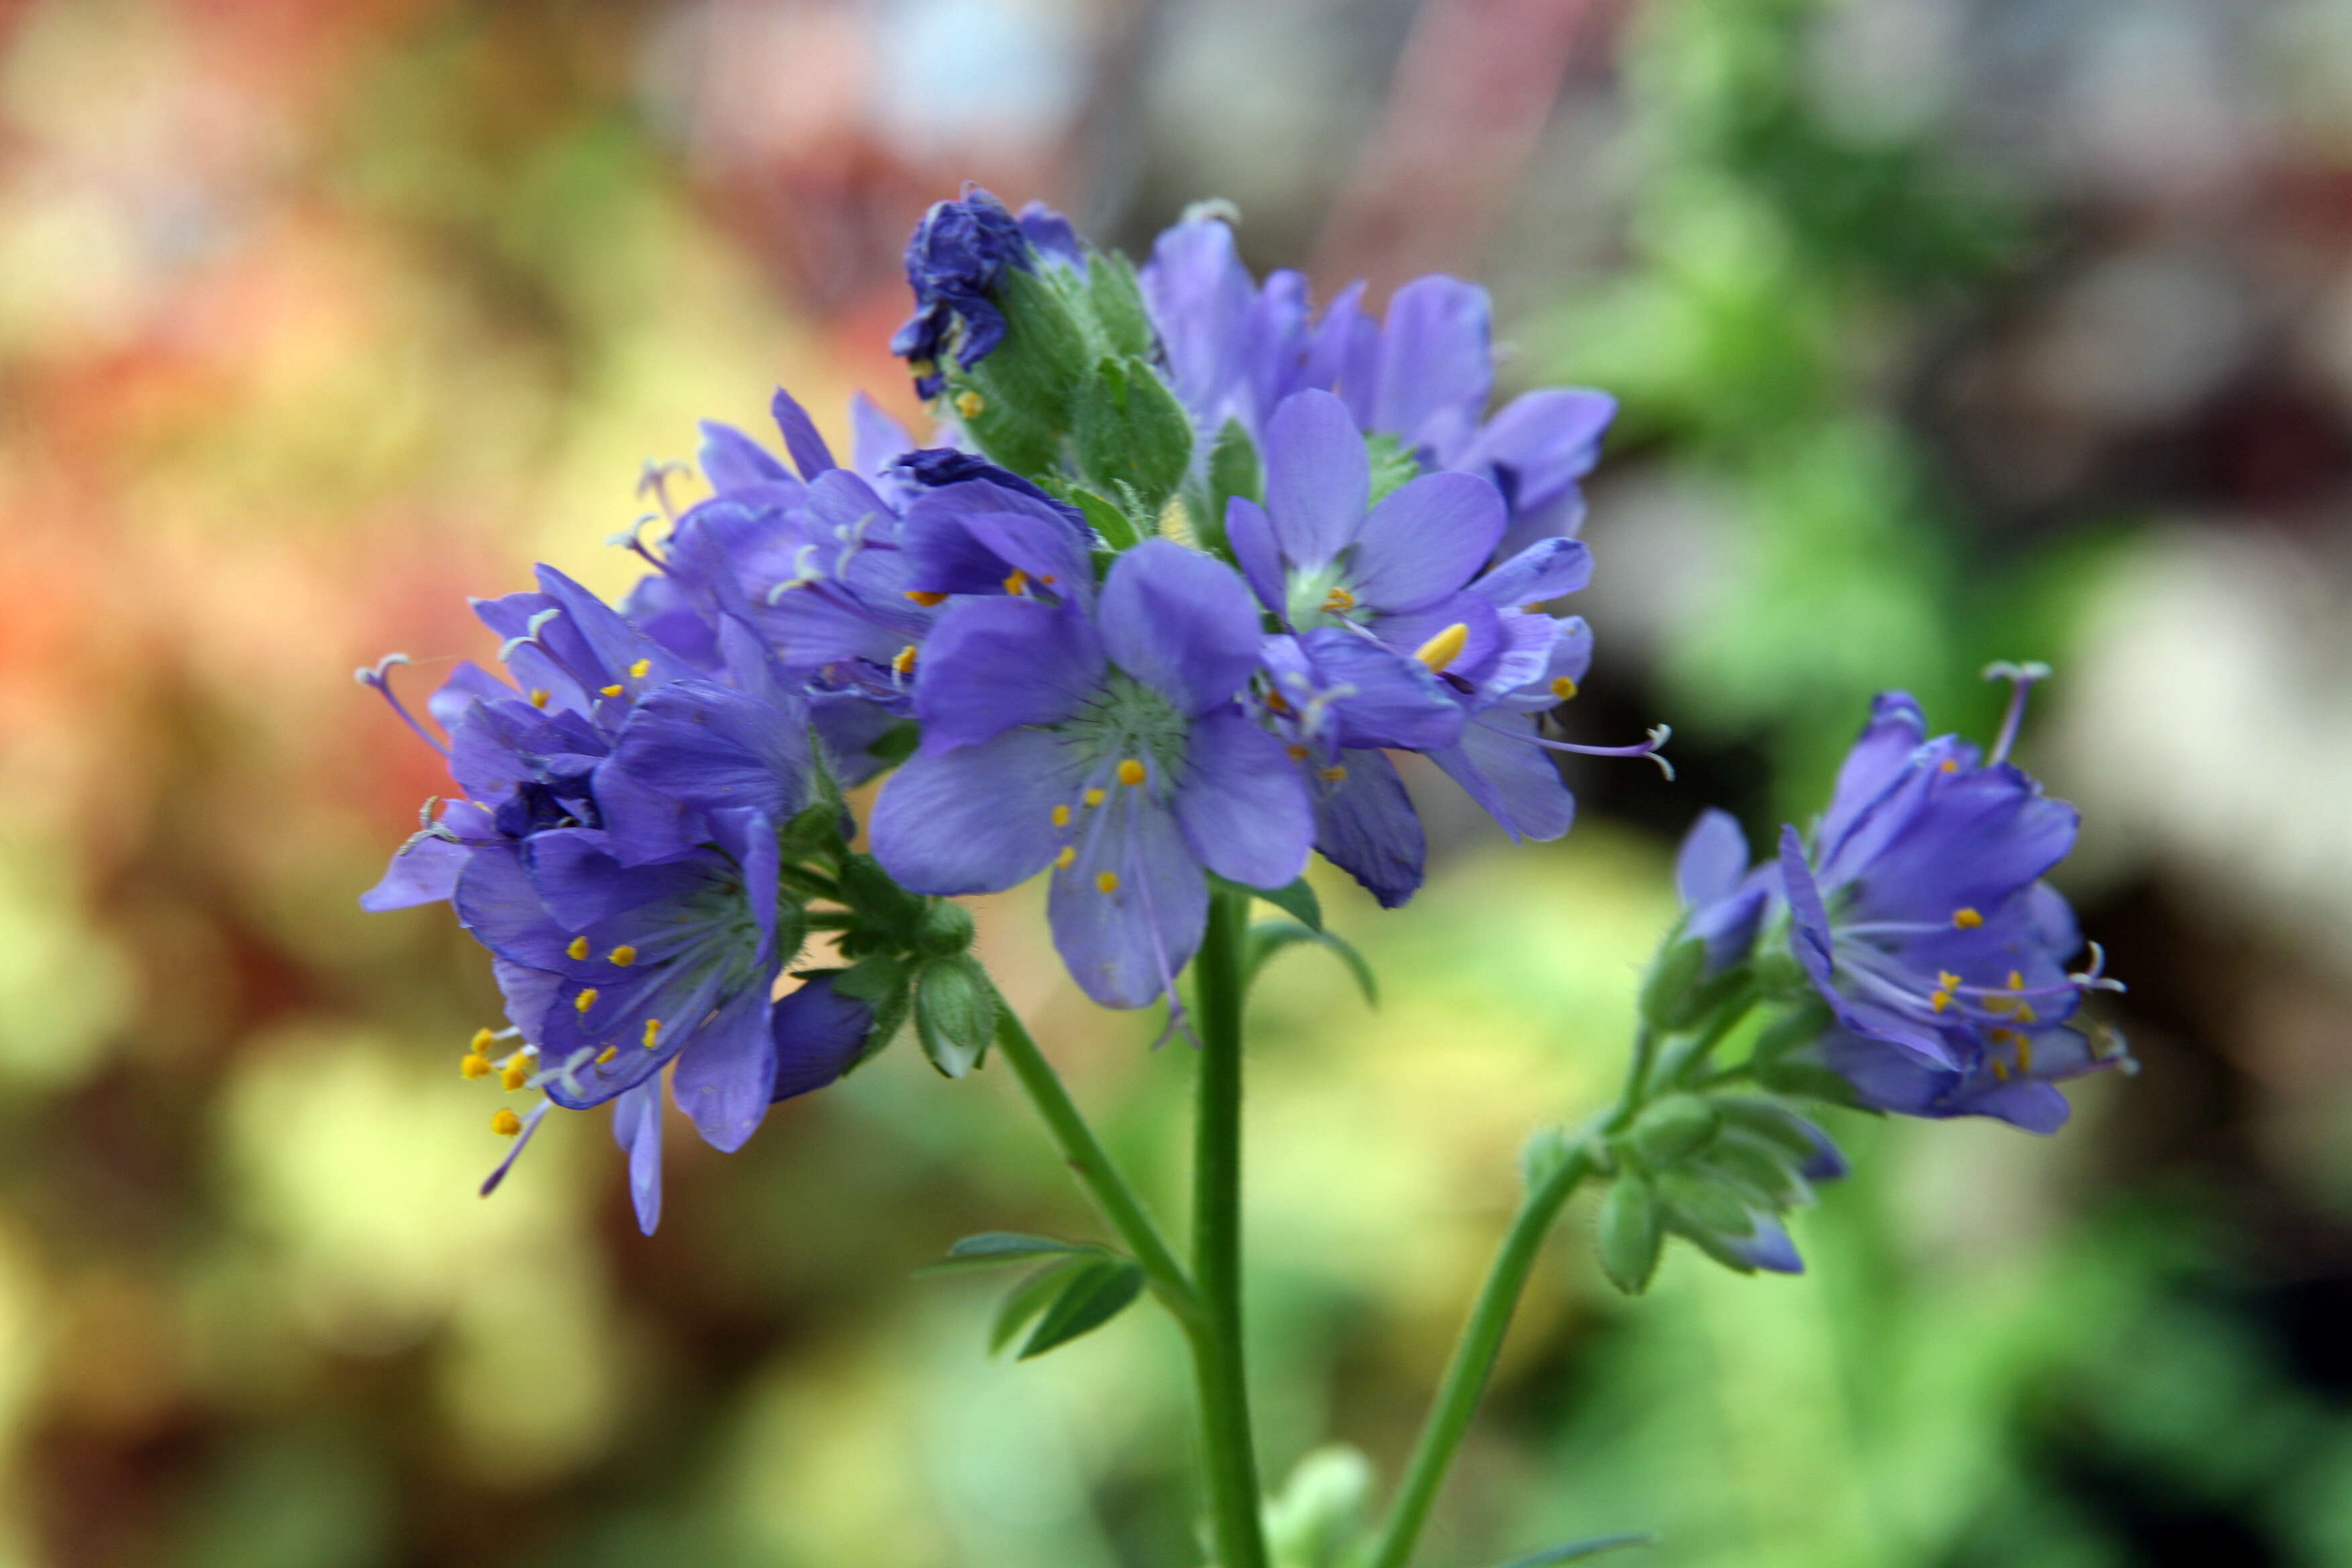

{"left": 989, "top": 999, "right": 1200, "bottom": 1328}
{"left": 1363, "top": 1143, "right": 1598, "bottom": 1568}
{"left": 1191, "top": 886, "right": 1271, "bottom": 1568}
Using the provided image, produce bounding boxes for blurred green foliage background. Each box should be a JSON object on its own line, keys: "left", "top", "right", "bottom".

{"left": 3, "top": 1, "right": 2351, "bottom": 1564}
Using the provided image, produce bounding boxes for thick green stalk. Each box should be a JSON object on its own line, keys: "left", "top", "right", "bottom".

{"left": 1191, "top": 886, "right": 1271, "bottom": 1568}
{"left": 1363, "top": 1144, "right": 1598, "bottom": 1568}
{"left": 989, "top": 1000, "right": 1200, "bottom": 1328}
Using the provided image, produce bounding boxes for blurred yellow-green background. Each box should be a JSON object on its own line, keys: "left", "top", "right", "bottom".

{"left": 5, "top": 0, "right": 2352, "bottom": 1563}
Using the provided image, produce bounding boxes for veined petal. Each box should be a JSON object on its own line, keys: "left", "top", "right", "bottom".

{"left": 871, "top": 728, "right": 1084, "bottom": 895}
{"left": 361, "top": 835, "right": 469, "bottom": 912}
{"left": 1368, "top": 275, "right": 1492, "bottom": 460}
{"left": 1225, "top": 495, "right": 1287, "bottom": 617}
{"left": 770, "top": 386, "right": 838, "bottom": 478}
{"left": 1295, "top": 628, "right": 1465, "bottom": 752}
{"left": 1349, "top": 471, "right": 1508, "bottom": 615}
{"left": 1263, "top": 389, "right": 1370, "bottom": 570}
{"left": 1472, "top": 537, "right": 1594, "bottom": 608}
{"left": 1097, "top": 541, "right": 1264, "bottom": 716}
{"left": 669, "top": 983, "right": 777, "bottom": 1152}
{"left": 913, "top": 597, "right": 1106, "bottom": 753}
{"left": 611, "top": 1080, "right": 665, "bottom": 1235}
{"left": 1174, "top": 710, "right": 1314, "bottom": 889}
{"left": 771, "top": 975, "right": 875, "bottom": 1101}
{"left": 1312, "top": 750, "right": 1424, "bottom": 908}
{"left": 1678, "top": 809, "right": 1751, "bottom": 909}
{"left": 699, "top": 419, "right": 795, "bottom": 493}
{"left": 1431, "top": 716, "right": 1575, "bottom": 842}
{"left": 1048, "top": 789, "right": 1208, "bottom": 1009}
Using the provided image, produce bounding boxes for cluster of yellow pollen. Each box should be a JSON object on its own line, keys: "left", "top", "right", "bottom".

{"left": 642, "top": 1018, "right": 662, "bottom": 1049}
{"left": 905, "top": 589, "right": 950, "bottom": 606}
{"left": 1002, "top": 568, "right": 1030, "bottom": 595}
{"left": 1056, "top": 846, "right": 1077, "bottom": 869}
{"left": 1940, "top": 758, "right": 1960, "bottom": 773}
{"left": 892, "top": 644, "right": 918, "bottom": 677}
{"left": 954, "top": 389, "right": 985, "bottom": 420}
{"left": 460, "top": 1026, "right": 539, "bottom": 1134}
{"left": 1550, "top": 676, "right": 1579, "bottom": 701}
{"left": 1321, "top": 586, "right": 1356, "bottom": 614}
{"left": 490, "top": 1108, "right": 523, "bottom": 1137}
{"left": 567, "top": 935, "right": 589, "bottom": 960}
{"left": 1051, "top": 803, "right": 1071, "bottom": 826}
{"left": 1096, "top": 870, "right": 1120, "bottom": 893}
{"left": 1412, "top": 622, "right": 1469, "bottom": 672}
{"left": 1318, "top": 764, "right": 1346, "bottom": 783}
{"left": 529, "top": 689, "right": 551, "bottom": 709}
{"left": 1083, "top": 786, "right": 1106, "bottom": 807}
{"left": 1286, "top": 744, "right": 1310, "bottom": 763}
{"left": 1117, "top": 758, "right": 1147, "bottom": 787}
{"left": 1981, "top": 971, "right": 2038, "bottom": 1024}
{"left": 575, "top": 987, "right": 599, "bottom": 1015}
{"left": 1929, "top": 971, "right": 1963, "bottom": 1012}
{"left": 1952, "top": 906, "right": 1983, "bottom": 929}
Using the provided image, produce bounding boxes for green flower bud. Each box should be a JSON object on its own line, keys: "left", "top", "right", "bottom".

{"left": 1597, "top": 1175, "right": 1664, "bottom": 1295}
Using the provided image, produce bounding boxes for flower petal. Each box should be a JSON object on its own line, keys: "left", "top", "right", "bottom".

{"left": 871, "top": 727, "right": 1084, "bottom": 894}
{"left": 360, "top": 835, "right": 469, "bottom": 912}
{"left": 1368, "top": 275, "right": 1491, "bottom": 460}
{"left": 669, "top": 983, "right": 777, "bottom": 1153}
{"left": 610, "top": 1080, "right": 665, "bottom": 1235}
{"left": 770, "top": 386, "right": 838, "bottom": 478}
{"left": 1312, "top": 750, "right": 1424, "bottom": 909}
{"left": 1262, "top": 389, "right": 1369, "bottom": 570}
{"left": 1173, "top": 709, "right": 1314, "bottom": 889}
{"left": 1225, "top": 495, "right": 1286, "bottom": 617}
{"left": 1471, "top": 537, "right": 1594, "bottom": 608}
{"left": 912, "top": 597, "right": 1105, "bottom": 753}
{"left": 771, "top": 975, "right": 876, "bottom": 1101}
{"left": 1349, "top": 471, "right": 1507, "bottom": 615}
{"left": 1430, "top": 716, "right": 1575, "bottom": 842}
{"left": 1677, "top": 809, "right": 1751, "bottom": 909}
{"left": 1097, "top": 540, "right": 1264, "bottom": 716}
{"left": 699, "top": 419, "right": 795, "bottom": 493}
{"left": 1048, "top": 791, "right": 1208, "bottom": 1008}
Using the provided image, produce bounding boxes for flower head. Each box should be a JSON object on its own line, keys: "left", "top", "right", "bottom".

{"left": 870, "top": 540, "right": 1312, "bottom": 1007}
{"left": 1775, "top": 675, "right": 2130, "bottom": 1132}
{"left": 890, "top": 187, "right": 1071, "bottom": 398}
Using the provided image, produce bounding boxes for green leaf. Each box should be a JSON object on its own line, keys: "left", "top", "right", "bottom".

{"left": 1203, "top": 418, "right": 1262, "bottom": 552}
{"left": 926, "top": 1232, "right": 1095, "bottom": 1272}
{"left": 1257, "top": 876, "right": 1322, "bottom": 932}
{"left": 864, "top": 722, "right": 920, "bottom": 768}
{"left": 1082, "top": 250, "right": 1155, "bottom": 360}
{"left": 1596, "top": 1176, "right": 1663, "bottom": 1295}
{"left": 1018, "top": 1257, "right": 1146, "bottom": 1359}
{"left": 1489, "top": 1532, "right": 1655, "bottom": 1567}
{"left": 1244, "top": 920, "right": 1377, "bottom": 1006}
{"left": 1065, "top": 485, "right": 1140, "bottom": 552}
{"left": 990, "top": 1260, "right": 1084, "bottom": 1354}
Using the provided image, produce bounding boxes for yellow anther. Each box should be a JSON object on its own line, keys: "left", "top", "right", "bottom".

{"left": 1084, "top": 787, "right": 1106, "bottom": 808}
{"left": 599, "top": 684, "right": 624, "bottom": 698}
{"left": 630, "top": 658, "right": 651, "bottom": 678}
{"left": 1286, "top": 744, "right": 1310, "bottom": 763}
{"left": 1988, "top": 1026, "right": 2020, "bottom": 1046}
{"left": 1953, "top": 907, "right": 1983, "bottom": 929}
{"left": 1521, "top": 602, "right": 1548, "bottom": 614}
{"left": 954, "top": 389, "right": 985, "bottom": 420}
{"left": 892, "top": 644, "right": 918, "bottom": 677}
{"left": 1413, "top": 622, "right": 1469, "bottom": 672}
{"left": 491, "top": 1108, "right": 523, "bottom": 1136}
{"left": 1550, "top": 676, "right": 1579, "bottom": 702}
{"left": 642, "top": 1018, "right": 662, "bottom": 1050}
{"left": 905, "top": 589, "right": 950, "bottom": 606}
{"left": 1939, "top": 971, "right": 1963, "bottom": 991}
{"left": 1930, "top": 988, "right": 1953, "bottom": 1014}
{"left": 609, "top": 944, "right": 637, "bottom": 967}
{"left": 1318, "top": 765, "right": 1348, "bottom": 783}
{"left": 1052, "top": 804, "right": 1071, "bottom": 827}
{"left": 911, "top": 358, "right": 938, "bottom": 380}
{"left": 2007, "top": 971, "right": 2026, "bottom": 989}
{"left": 1041, "top": 573, "right": 1057, "bottom": 585}
{"left": 529, "top": 689, "right": 550, "bottom": 709}
{"left": 566, "top": 935, "right": 590, "bottom": 961}
{"left": 596, "top": 1046, "right": 618, "bottom": 1065}
{"left": 575, "top": 987, "right": 599, "bottom": 1015}
{"left": 499, "top": 1059, "right": 530, "bottom": 1091}
{"left": 471, "top": 1027, "right": 499, "bottom": 1052}
{"left": 2016, "top": 1034, "right": 2035, "bottom": 1073}
{"left": 1265, "top": 689, "right": 1292, "bottom": 714}
{"left": 1940, "top": 758, "right": 1959, "bottom": 773}
{"left": 1095, "top": 870, "right": 1120, "bottom": 894}
{"left": 2014, "top": 1002, "right": 2040, "bottom": 1024}
{"left": 1321, "top": 586, "right": 1356, "bottom": 614}
{"left": 1056, "top": 846, "right": 1077, "bottom": 870}
{"left": 1990, "top": 1058, "right": 2012, "bottom": 1082}
{"left": 1003, "top": 568, "right": 1030, "bottom": 595}
{"left": 460, "top": 1053, "right": 492, "bottom": 1079}
{"left": 1118, "top": 758, "right": 1146, "bottom": 787}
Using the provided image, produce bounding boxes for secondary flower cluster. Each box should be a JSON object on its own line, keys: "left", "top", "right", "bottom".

{"left": 362, "top": 187, "right": 1647, "bottom": 1214}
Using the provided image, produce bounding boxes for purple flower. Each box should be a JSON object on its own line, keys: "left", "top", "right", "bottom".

{"left": 890, "top": 187, "right": 1038, "bottom": 398}
{"left": 359, "top": 567, "right": 875, "bottom": 1232}
{"left": 1777, "top": 673, "right": 2132, "bottom": 1132}
{"left": 869, "top": 540, "right": 1313, "bottom": 1008}
{"left": 1137, "top": 211, "right": 1616, "bottom": 552}
{"left": 1227, "top": 389, "right": 1661, "bottom": 897}
{"left": 1673, "top": 809, "right": 1772, "bottom": 977}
